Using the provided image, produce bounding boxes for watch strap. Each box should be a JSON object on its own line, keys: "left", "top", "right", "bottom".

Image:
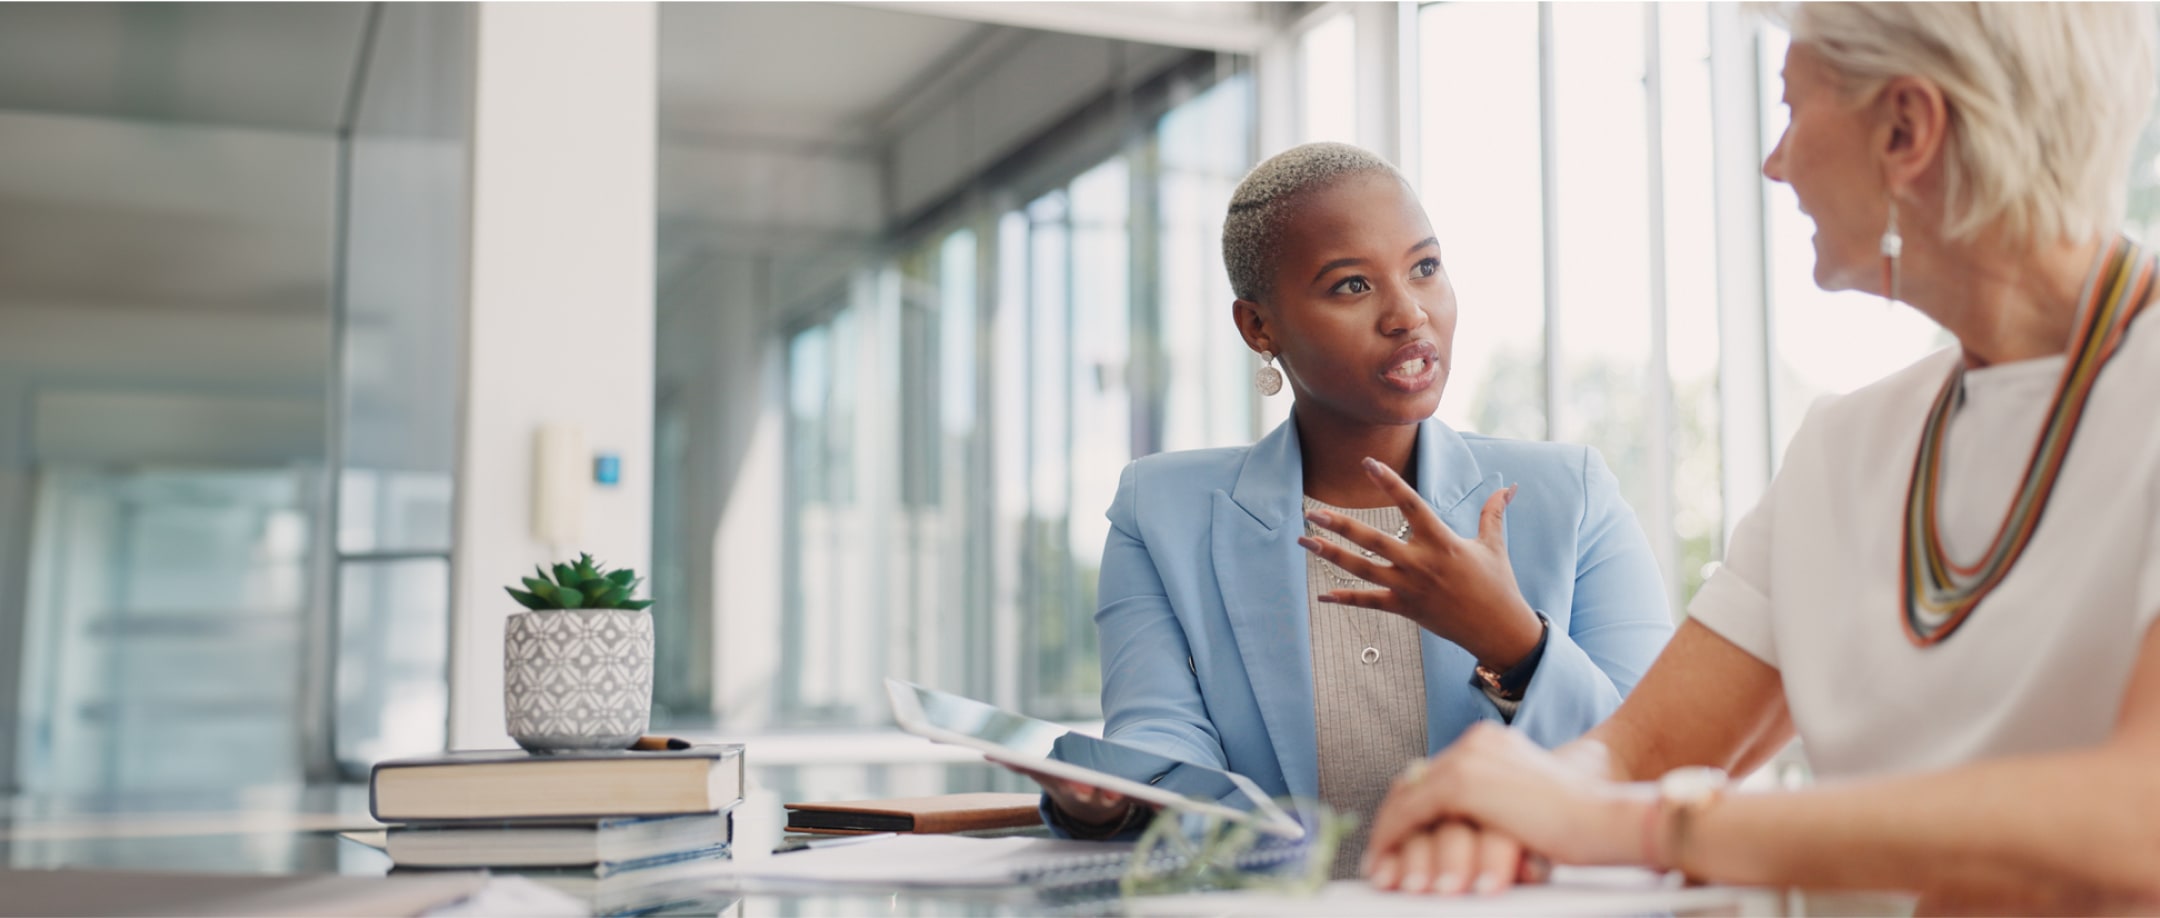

{"left": 1469, "top": 610, "right": 1550, "bottom": 702}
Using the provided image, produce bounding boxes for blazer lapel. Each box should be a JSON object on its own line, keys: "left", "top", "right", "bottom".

{"left": 1413, "top": 419, "right": 1509, "bottom": 746}
{"left": 1212, "top": 417, "right": 1319, "bottom": 799}
{"left": 1415, "top": 418, "right": 1505, "bottom": 542}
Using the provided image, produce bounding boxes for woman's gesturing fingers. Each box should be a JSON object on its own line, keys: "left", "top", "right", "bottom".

{"left": 1314, "top": 587, "right": 1396, "bottom": 610}
{"left": 1296, "top": 526, "right": 1398, "bottom": 585}
{"left": 1360, "top": 456, "right": 1450, "bottom": 540}
{"left": 1299, "top": 460, "right": 1535, "bottom": 657}
{"left": 1477, "top": 485, "right": 1519, "bottom": 550}
{"left": 1301, "top": 509, "right": 1408, "bottom": 567}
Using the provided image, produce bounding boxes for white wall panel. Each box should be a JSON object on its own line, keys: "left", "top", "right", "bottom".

{"left": 455, "top": 1, "right": 658, "bottom": 749}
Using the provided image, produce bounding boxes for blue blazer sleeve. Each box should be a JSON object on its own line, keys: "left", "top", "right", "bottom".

{"left": 1505, "top": 447, "right": 1674, "bottom": 745}
{"left": 1094, "top": 461, "right": 1228, "bottom": 767}
{"left": 1042, "top": 462, "right": 1231, "bottom": 838}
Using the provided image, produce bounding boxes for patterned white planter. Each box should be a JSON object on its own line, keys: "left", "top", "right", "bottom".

{"left": 503, "top": 608, "right": 654, "bottom": 752}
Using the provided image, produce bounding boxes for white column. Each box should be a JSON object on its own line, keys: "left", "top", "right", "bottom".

{"left": 1642, "top": 6, "right": 1679, "bottom": 611}
{"left": 1254, "top": 23, "right": 1299, "bottom": 160}
{"left": 1351, "top": 1, "right": 1417, "bottom": 179}
{"left": 1708, "top": 5, "right": 1772, "bottom": 542}
{"left": 452, "top": 2, "right": 657, "bottom": 748}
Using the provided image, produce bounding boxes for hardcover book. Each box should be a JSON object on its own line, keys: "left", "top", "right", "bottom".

{"left": 370, "top": 744, "right": 745, "bottom": 822}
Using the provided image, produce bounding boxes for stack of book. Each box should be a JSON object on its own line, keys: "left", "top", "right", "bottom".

{"left": 369, "top": 744, "right": 746, "bottom": 916}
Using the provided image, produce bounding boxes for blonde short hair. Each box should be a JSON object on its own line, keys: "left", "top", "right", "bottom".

{"left": 1222, "top": 142, "right": 1409, "bottom": 303}
{"left": 1771, "top": 2, "right": 2157, "bottom": 246}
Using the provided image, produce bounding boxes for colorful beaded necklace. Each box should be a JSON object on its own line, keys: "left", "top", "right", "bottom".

{"left": 1900, "top": 236, "right": 2155, "bottom": 646}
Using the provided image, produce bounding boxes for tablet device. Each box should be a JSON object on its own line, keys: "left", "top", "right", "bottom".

{"left": 885, "top": 677, "right": 1305, "bottom": 840}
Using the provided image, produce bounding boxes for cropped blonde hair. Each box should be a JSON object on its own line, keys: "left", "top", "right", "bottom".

{"left": 1772, "top": 2, "right": 2157, "bottom": 246}
{"left": 1222, "top": 142, "right": 1409, "bottom": 303}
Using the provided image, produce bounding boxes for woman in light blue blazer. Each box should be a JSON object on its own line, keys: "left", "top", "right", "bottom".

{"left": 1036, "top": 143, "right": 1673, "bottom": 873}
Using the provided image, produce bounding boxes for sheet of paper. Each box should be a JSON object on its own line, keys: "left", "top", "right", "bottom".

{"left": 0, "top": 811, "right": 378, "bottom": 842}
{"left": 426, "top": 876, "right": 587, "bottom": 917}
{"left": 0, "top": 868, "right": 498, "bottom": 918}
{"left": 710, "top": 834, "right": 1130, "bottom": 887}
{"left": 1126, "top": 868, "right": 1762, "bottom": 917}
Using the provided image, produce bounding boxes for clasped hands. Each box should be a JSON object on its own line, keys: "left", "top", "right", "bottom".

{"left": 1361, "top": 725, "right": 1652, "bottom": 895}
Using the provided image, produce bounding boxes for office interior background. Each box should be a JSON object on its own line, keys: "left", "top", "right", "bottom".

{"left": 7, "top": 1, "right": 2160, "bottom": 804}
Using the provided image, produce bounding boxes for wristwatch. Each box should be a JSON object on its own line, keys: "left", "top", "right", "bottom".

{"left": 1471, "top": 611, "right": 1550, "bottom": 702}
{"left": 1649, "top": 766, "right": 1729, "bottom": 874}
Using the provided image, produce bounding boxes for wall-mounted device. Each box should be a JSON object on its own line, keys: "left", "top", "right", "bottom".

{"left": 532, "top": 423, "right": 587, "bottom": 547}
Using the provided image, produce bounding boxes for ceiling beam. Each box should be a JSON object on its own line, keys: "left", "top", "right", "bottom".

{"left": 845, "top": 2, "right": 1279, "bottom": 54}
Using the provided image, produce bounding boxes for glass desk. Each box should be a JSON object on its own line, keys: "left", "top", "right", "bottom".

{"left": 0, "top": 766, "right": 1908, "bottom": 917}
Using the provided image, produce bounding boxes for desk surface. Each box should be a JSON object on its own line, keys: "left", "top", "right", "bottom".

{"left": 0, "top": 765, "right": 1908, "bottom": 917}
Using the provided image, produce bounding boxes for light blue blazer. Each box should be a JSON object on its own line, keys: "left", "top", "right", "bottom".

{"left": 1092, "top": 415, "right": 1673, "bottom": 804}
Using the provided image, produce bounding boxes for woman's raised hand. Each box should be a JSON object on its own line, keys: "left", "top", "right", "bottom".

{"left": 1298, "top": 457, "right": 1542, "bottom": 669}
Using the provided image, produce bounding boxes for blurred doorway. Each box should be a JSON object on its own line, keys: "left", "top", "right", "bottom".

{"left": 17, "top": 468, "right": 320, "bottom": 793}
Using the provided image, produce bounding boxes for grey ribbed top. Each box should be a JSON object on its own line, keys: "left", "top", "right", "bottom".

{"left": 1303, "top": 496, "right": 1428, "bottom": 880}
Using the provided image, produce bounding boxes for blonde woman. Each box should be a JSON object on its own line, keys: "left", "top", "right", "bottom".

{"left": 1360, "top": 3, "right": 2160, "bottom": 910}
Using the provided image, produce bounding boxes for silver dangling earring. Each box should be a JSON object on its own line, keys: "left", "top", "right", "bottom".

{"left": 1254, "top": 350, "right": 1283, "bottom": 396}
{"left": 1879, "top": 196, "right": 1903, "bottom": 307}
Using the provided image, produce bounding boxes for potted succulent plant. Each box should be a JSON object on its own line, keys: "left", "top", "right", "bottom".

{"left": 502, "top": 554, "right": 656, "bottom": 753}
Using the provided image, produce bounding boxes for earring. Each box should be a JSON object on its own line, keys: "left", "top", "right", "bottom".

{"left": 1254, "top": 350, "right": 1283, "bottom": 396}
{"left": 1879, "top": 196, "right": 1903, "bottom": 306}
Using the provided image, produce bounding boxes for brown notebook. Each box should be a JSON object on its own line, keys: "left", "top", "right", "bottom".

{"left": 783, "top": 792, "right": 1043, "bottom": 835}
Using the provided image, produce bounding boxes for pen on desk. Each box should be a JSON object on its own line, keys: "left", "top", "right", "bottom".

{"left": 787, "top": 832, "right": 898, "bottom": 852}
{"left": 631, "top": 735, "right": 692, "bottom": 751}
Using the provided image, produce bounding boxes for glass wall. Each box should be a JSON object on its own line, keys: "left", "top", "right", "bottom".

{"left": 776, "top": 70, "right": 1257, "bottom": 726}
{"left": 1298, "top": 13, "right": 1358, "bottom": 146}
{"left": 1, "top": 3, "right": 468, "bottom": 791}
{"left": 329, "top": 2, "right": 472, "bottom": 775}
{"left": 1158, "top": 76, "right": 1263, "bottom": 452}
{"left": 1548, "top": 1, "right": 1659, "bottom": 548}
{"left": 1657, "top": 4, "right": 1726, "bottom": 601}
{"left": 20, "top": 469, "right": 320, "bottom": 792}
{"left": 1420, "top": 1, "right": 1546, "bottom": 443}
{"left": 1418, "top": 1, "right": 1726, "bottom": 607}
{"left": 2, "top": 131, "right": 337, "bottom": 792}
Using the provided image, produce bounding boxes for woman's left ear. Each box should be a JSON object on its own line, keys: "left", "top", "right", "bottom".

{"left": 1231, "top": 298, "right": 1273, "bottom": 355}
{"left": 1879, "top": 76, "right": 1948, "bottom": 191}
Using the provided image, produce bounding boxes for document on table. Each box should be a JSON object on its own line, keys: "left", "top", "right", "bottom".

{"left": 713, "top": 834, "right": 1131, "bottom": 887}
{"left": 1125, "top": 867, "right": 1762, "bottom": 916}
{"left": 0, "top": 867, "right": 574, "bottom": 918}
